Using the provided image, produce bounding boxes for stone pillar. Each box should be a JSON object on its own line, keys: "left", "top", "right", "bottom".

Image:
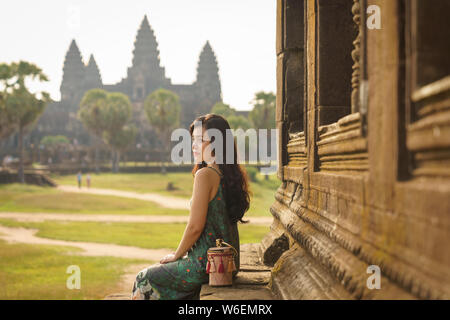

{"left": 351, "top": 0, "right": 362, "bottom": 113}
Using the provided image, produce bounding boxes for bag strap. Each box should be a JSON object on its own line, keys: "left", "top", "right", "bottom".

{"left": 216, "top": 239, "right": 238, "bottom": 257}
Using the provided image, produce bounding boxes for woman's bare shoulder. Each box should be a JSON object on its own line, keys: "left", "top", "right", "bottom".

{"left": 194, "top": 167, "right": 220, "bottom": 186}
{"left": 194, "top": 167, "right": 215, "bottom": 179}
{"left": 193, "top": 168, "right": 216, "bottom": 198}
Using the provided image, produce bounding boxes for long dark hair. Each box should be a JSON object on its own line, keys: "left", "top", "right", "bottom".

{"left": 189, "top": 113, "right": 251, "bottom": 224}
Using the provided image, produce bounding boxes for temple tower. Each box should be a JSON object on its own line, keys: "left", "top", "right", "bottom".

{"left": 60, "top": 39, "right": 86, "bottom": 104}
{"left": 126, "top": 15, "right": 170, "bottom": 101}
{"left": 83, "top": 54, "right": 103, "bottom": 92}
{"left": 195, "top": 41, "right": 222, "bottom": 114}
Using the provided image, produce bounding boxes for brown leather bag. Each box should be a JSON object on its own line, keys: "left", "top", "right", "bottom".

{"left": 206, "top": 239, "right": 238, "bottom": 287}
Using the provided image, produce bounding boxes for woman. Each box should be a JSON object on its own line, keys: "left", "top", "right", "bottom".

{"left": 131, "top": 114, "right": 251, "bottom": 300}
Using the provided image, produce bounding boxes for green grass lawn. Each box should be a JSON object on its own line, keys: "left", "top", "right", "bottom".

{"left": 51, "top": 171, "right": 280, "bottom": 217}
{"left": 0, "top": 171, "right": 275, "bottom": 300}
{"left": 0, "top": 184, "right": 189, "bottom": 216}
{"left": 0, "top": 239, "right": 148, "bottom": 300}
{"left": 0, "top": 219, "right": 270, "bottom": 250}
{"left": 52, "top": 172, "right": 196, "bottom": 198}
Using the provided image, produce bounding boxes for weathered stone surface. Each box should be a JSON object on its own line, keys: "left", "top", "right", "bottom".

{"left": 271, "top": 244, "right": 353, "bottom": 300}
{"left": 316, "top": 0, "right": 355, "bottom": 109}
{"left": 285, "top": 50, "right": 304, "bottom": 133}
{"left": 200, "top": 285, "right": 275, "bottom": 300}
{"left": 264, "top": 234, "right": 289, "bottom": 266}
{"left": 276, "top": 54, "right": 285, "bottom": 123}
{"left": 0, "top": 169, "right": 56, "bottom": 187}
{"left": 317, "top": 106, "right": 351, "bottom": 127}
{"left": 104, "top": 293, "right": 130, "bottom": 300}
{"left": 273, "top": 0, "right": 450, "bottom": 300}
{"left": 276, "top": 0, "right": 284, "bottom": 55}
{"left": 414, "top": 1, "right": 450, "bottom": 86}
{"left": 239, "top": 243, "right": 271, "bottom": 271}
{"left": 276, "top": 120, "right": 288, "bottom": 181}
{"left": 284, "top": 0, "right": 304, "bottom": 50}
{"left": 200, "top": 243, "right": 276, "bottom": 300}
{"left": 259, "top": 229, "right": 289, "bottom": 267}
{"left": 235, "top": 271, "right": 271, "bottom": 286}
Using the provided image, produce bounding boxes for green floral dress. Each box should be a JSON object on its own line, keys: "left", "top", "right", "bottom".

{"left": 131, "top": 167, "right": 240, "bottom": 300}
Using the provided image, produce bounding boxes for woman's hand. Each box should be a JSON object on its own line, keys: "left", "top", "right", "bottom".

{"left": 160, "top": 252, "right": 178, "bottom": 264}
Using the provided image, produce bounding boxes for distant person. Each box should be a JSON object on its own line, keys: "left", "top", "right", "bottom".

{"left": 86, "top": 173, "right": 91, "bottom": 189}
{"left": 77, "top": 171, "right": 82, "bottom": 189}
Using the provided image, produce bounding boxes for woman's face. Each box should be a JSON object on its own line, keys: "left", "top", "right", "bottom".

{"left": 192, "top": 125, "right": 214, "bottom": 164}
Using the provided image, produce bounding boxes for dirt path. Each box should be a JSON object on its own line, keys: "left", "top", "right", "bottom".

{"left": 57, "top": 185, "right": 190, "bottom": 210}
{"left": 0, "top": 225, "right": 171, "bottom": 260}
{"left": 103, "top": 262, "right": 152, "bottom": 300}
{"left": 0, "top": 212, "right": 273, "bottom": 225}
{"left": 119, "top": 263, "right": 150, "bottom": 293}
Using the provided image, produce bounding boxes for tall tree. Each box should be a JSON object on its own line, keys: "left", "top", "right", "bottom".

{"left": 101, "top": 92, "right": 133, "bottom": 173}
{"left": 227, "top": 115, "right": 251, "bottom": 130}
{"left": 40, "top": 135, "right": 70, "bottom": 164}
{"left": 210, "top": 101, "right": 253, "bottom": 162}
{"left": 249, "top": 91, "right": 276, "bottom": 178}
{"left": 103, "top": 125, "right": 137, "bottom": 173}
{"left": 0, "top": 91, "right": 14, "bottom": 139}
{"left": 0, "top": 61, "right": 51, "bottom": 183}
{"left": 211, "top": 102, "right": 236, "bottom": 119}
{"left": 78, "top": 89, "right": 109, "bottom": 173}
{"left": 144, "top": 89, "right": 180, "bottom": 173}
{"left": 0, "top": 64, "right": 13, "bottom": 139}
{"left": 249, "top": 91, "right": 276, "bottom": 130}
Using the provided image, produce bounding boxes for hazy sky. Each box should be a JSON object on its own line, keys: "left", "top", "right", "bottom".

{"left": 0, "top": 0, "right": 276, "bottom": 111}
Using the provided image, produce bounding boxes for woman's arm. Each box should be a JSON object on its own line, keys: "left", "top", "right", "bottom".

{"left": 161, "top": 168, "right": 212, "bottom": 263}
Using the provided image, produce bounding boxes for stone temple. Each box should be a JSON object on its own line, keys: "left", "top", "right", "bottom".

{"left": 33, "top": 15, "right": 222, "bottom": 148}
{"left": 260, "top": 0, "right": 450, "bottom": 299}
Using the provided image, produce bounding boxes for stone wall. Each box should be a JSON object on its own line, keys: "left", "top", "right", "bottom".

{"left": 262, "top": 0, "right": 450, "bottom": 299}
{"left": 0, "top": 168, "right": 56, "bottom": 187}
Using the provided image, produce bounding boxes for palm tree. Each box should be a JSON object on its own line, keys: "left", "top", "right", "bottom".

{"left": 0, "top": 61, "right": 51, "bottom": 183}
{"left": 211, "top": 102, "right": 236, "bottom": 118}
{"left": 249, "top": 91, "right": 276, "bottom": 179}
{"left": 249, "top": 91, "right": 276, "bottom": 130}
{"left": 78, "top": 89, "right": 109, "bottom": 173}
{"left": 101, "top": 92, "right": 134, "bottom": 172}
{"left": 103, "top": 125, "right": 137, "bottom": 172}
{"left": 144, "top": 89, "right": 181, "bottom": 173}
{"left": 0, "top": 92, "right": 15, "bottom": 140}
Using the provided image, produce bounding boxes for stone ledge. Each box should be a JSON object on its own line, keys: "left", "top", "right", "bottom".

{"left": 199, "top": 243, "right": 277, "bottom": 300}
{"left": 200, "top": 284, "right": 274, "bottom": 300}
{"left": 104, "top": 293, "right": 131, "bottom": 300}
{"left": 104, "top": 243, "right": 276, "bottom": 300}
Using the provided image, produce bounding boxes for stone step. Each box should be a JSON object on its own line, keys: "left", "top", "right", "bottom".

{"left": 199, "top": 243, "right": 277, "bottom": 300}
{"left": 104, "top": 293, "right": 130, "bottom": 300}
{"left": 200, "top": 284, "right": 274, "bottom": 300}
{"left": 105, "top": 243, "right": 276, "bottom": 300}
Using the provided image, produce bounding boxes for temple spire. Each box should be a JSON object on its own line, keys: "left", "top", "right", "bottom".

{"left": 196, "top": 41, "right": 222, "bottom": 105}
{"left": 131, "top": 15, "right": 161, "bottom": 68}
{"left": 60, "top": 39, "right": 85, "bottom": 101}
{"left": 196, "top": 41, "right": 220, "bottom": 82}
{"left": 84, "top": 54, "right": 102, "bottom": 90}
